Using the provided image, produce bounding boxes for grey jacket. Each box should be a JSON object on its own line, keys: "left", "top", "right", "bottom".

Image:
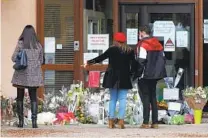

{"left": 11, "top": 41, "right": 44, "bottom": 87}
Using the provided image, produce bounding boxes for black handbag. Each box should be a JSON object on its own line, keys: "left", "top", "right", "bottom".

{"left": 13, "top": 50, "right": 28, "bottom": 70}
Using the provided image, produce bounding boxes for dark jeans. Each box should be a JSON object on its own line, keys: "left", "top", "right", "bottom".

{"left": 17, "top": 88, "right": 37, "bottom": 102}
{"left": 138, "top": 79, "right": 158, "bottom": 124}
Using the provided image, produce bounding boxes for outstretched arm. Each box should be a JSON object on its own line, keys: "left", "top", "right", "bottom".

{"left": 87, "top": 48, "right": 110, "bottom": 65}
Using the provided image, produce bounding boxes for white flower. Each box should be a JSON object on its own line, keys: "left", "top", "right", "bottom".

{"left": 196, "top": 90, "right": 201, "bottom": 95}
{"left": 49, "top": 103, "right": 55, "bottom": 109}
{"left": 51, "top": 97, "right": 56, "bottom": 104}
{"left": 55, "top": 96, "right": 60, "bottom": 102}
{"left": 201, "top": 94, "right": 206, "bottom": 99}
{"left": 197, "top": 87, "right": 203, "bottom": 91}
{"left": 75, "top": 84, "right": 80, "bottom": 88}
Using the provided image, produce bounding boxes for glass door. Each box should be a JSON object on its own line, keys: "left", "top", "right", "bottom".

{"left": 120, "top": 4, "right": 195, "bottom": 99}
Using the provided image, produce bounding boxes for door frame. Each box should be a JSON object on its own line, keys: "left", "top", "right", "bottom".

{"left": 36, "top": 0, "right": 84, "bottom": 98}
{"left": 113, "top": 0, "right": 203, "bottom": 87}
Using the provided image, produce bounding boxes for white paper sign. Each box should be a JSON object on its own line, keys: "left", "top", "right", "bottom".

{"left": 44, "top": 37, "right": 55, "bottom": 53}
{"left": 127, "top": 28, "right": 138, "bottom": 45}
{"left": 88, "top": 34, "right": 109, "bottom": 51}
{"left": 153, "top": 21, "right": 175, "bottom": 52}
{"left": 98, "top": 107, "right": 105, "bottom": 125}
{"left": 168, "top": 102, "right": 181, "bottom": 111}
{"left": 45, "top": 53, "right": 55, "bottom": 64}
{"left": 83, "top": 53, "right": 99, "bottom": 64}
{"left": 176, "top": 31, "right": 188, "bottom": 47}
{"left": 103, "top": 59, "right": 109, "bottom": 64}
{"left": 56, "top": 44, "right": 62, "bottom": 49}
{"left": 204, "top": 19, "right": 208, "bottom": 43}
{"left": 163, "top": 88, "right": 179, "bottom": 100}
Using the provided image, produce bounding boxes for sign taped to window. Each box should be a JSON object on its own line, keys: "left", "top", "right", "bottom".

{"left": 88, "top": 34, "right": 109, "bottom": 51}
{"left": 153, "top": 21, "right": 175, "bottom": 52}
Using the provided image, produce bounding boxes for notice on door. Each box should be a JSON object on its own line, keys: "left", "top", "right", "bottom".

{"left": 127, "top": 28, "right": 138, "bottom": 45}
{"left": 153, "top": 21, "right": 176, "bottom": 52}
{"left": 176, "top": 31, "right": 188, "bottom": 48}
{"left": 44, "top": 37, "right": 56, "bottom": 53}
{"left": 204, "top": 19, "right": 208, "bottom": 43}
{"left": 88, "top": 34, "right": 109, "bottom": 51}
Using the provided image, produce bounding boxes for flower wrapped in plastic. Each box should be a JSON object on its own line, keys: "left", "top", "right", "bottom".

{"left": 42, "top": 85, "right": 70, "bottom": 113}
{"left": 53, "top": 112, "right": 77, "bottom": 125}
{"left": 37, "top": 112, "right": 56, "bottom": 125}
{"left": 1, "top": 96, "right": 16, "bottom": 126}
{"left": 183, "top": 87, "right": 208, "bottom": 110}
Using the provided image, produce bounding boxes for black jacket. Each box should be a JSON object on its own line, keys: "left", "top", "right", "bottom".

{"left": 135, "top": 37, "right": 167, "bottom": 80}
{"left": 88, "top": 46, "right": 136, "bottom": 89}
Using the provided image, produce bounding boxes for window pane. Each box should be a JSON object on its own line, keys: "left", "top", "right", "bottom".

{"left": 44, "top": 71, "right": 74, "bottom": 94}
{"left": 83, "top": 0, "right": 113, "bottom": 64}
{"left": 126, "top": 13, "right": 139, "bottom": 28}
{"left": 44, "top": 0, "right": 74, "bottom": 64}
{"left": 150, "top": 13, "right": 192, "bottom": 89}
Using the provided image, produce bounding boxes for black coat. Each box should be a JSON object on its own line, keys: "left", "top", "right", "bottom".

{"left": 88, "top": 46, "right": 136, "bottom": 89}
{"left": 135, "top": 37, "right": 167, "bottom": 80}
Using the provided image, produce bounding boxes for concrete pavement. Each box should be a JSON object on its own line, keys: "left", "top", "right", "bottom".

{"left": 1, "top": 124, "right": 208, "bottom": 137}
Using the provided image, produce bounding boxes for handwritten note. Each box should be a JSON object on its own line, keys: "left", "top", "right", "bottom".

{"left": 163, "top": 88, "right": 179, "bottom": 100}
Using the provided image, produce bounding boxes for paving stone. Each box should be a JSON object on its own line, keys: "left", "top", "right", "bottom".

{"left": 1, "top": 124, "right": 208, "bottom": 137}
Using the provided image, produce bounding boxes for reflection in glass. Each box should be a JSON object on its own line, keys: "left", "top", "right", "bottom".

{"left": 150, "top": 13, "right": 192, "bottom": 93}
{"left": 126, "top": 13, "right": 139, "bottom": 28}
{"left": 84, "top": 0, "right": 113, "bottom": 64}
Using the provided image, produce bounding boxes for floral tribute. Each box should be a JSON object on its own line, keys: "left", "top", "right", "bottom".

{"left": 183, "top": 87, "right": 208, "bottom": 110}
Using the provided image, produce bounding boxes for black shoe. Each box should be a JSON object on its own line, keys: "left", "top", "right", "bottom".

{"left": 31, "top": 102, "right": 38, "bottom": 128}
{"left": 17, "top": 101, "right": 24, "bottom": 128}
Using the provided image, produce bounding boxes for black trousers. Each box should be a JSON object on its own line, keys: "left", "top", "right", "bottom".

{"left": 138, "top": 79, "right": 158, "bottom": 124}
{"left": 17, "top": 87, "right": 37, "bottom": 102}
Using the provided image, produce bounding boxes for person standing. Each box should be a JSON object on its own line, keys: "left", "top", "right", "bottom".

{"left": 87, "top": 32, "right": 135, "bottom": 129}
{"left": 11, "top": 25, "right": 44, "bottom": 128}
{"left": 134, "top": 25, "right": 167, "bottom": 129}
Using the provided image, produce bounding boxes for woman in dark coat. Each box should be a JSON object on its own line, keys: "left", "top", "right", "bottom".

{"left": 11, "top": 25, "right": 44, "bottom": 128}
{"left": 87, "top": 32, "right": 135, "bottom": 129}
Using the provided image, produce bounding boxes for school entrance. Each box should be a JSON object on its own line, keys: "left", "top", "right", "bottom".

{"left": 119, "top": 4, "right": 195, "bottom": 91}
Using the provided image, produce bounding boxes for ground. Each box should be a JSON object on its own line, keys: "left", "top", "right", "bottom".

{"left": 1, "top": 124, "right": 208, "bottom": 138}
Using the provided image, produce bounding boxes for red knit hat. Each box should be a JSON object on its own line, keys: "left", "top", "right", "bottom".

{"left": 113, "top": 32, "right": 126, "bottom": 43}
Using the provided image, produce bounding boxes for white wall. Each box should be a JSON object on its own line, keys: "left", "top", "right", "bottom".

{"left": 1, "top": 0, "right": 36, "bottom": 97}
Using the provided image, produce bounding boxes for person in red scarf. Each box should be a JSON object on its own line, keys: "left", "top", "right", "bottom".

{"left": 134, "top": 25, "right": 167, "bottom": 129}
{"left": 87, "top": 32, "right": 136, "bottom": 129}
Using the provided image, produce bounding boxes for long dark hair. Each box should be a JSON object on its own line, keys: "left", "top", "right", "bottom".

{"left": 19, "top": 25, "right": 39, "bottom": 49}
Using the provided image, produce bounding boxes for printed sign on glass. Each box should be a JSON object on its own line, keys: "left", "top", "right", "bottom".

{"left": 88, "top": 34, "right": 109, "bottom": 51}
{"left": 127, "top": 28, "right": 138, "bottom": 45}
{"left": 153, "top": 21, "right": 176, "bottom": 52}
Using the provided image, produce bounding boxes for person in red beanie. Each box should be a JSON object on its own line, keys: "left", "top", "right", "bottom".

{"left": 87, "top": 32, "right": 136, "bottom": 129}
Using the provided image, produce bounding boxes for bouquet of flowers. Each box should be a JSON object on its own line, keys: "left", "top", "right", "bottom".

{"left": 75, "top": 102, "right": 94, "bottom": 124}
{"left": 42, "top": 86, "right": 69, "bottom": 113}
{"left": 183, "top": 87, "right": 208, "bottom": 110}
{"left": 1, "top": 95, "right": 16, "bottom": 126}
